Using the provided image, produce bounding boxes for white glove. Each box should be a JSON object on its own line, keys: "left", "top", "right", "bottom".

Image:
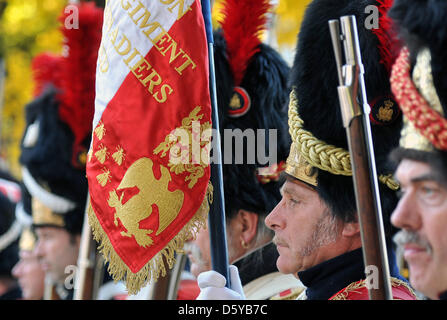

{"left": 196, "top": 265, "right": 246, "bottom": 300}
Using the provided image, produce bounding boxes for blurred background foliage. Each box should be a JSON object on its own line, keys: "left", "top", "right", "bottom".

{"left": 0, "top": 0, "right": 309, "bottom": 178}
{"left": 0, "top": 0, "right": 67, "bottom": 177}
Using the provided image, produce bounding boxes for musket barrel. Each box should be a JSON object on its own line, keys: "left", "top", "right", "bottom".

{"left": 74, "top": 199, "right": 97, "bottom": 300}
{"left": 331, "top": 15, "right": 393, "bottom": 300}
{"left": 329, "top": 20, "right": 344, "bottom": 86}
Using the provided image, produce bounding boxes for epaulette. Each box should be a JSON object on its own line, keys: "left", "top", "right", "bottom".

{"left": 329, "top": 277, "right": 418, "bottom": 300}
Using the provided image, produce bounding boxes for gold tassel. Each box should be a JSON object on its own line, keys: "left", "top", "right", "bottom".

{"left": 88, "top": 181, "right": 213, "bottom": 295}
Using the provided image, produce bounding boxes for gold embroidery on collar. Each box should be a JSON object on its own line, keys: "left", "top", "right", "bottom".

{"left": 329, "top": 277, "right": 417, "bottom": 300}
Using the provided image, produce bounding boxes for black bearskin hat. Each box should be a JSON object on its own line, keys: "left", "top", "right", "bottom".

{"left": 388, "top": 0, "right": 447, "bottom": 178}
{"left": 287, "top": 0, "right": 402, "bottom": 234}
{"left": 19, "top": 2, "right": 103, "bottom": 235}
{"left": 0, "top": 170, "right": 22, "bottom": 277}
{"left": 213, "top": 0, "right": 290, "bottom": 220}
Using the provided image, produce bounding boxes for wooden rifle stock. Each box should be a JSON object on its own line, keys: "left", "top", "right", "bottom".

{"left": 74, "top": 198, "right": 98, "bottom": 300}
{"left": 329, "top": 16, "right": 392, "bottom": 300}
{"left": 346, "top": 116, "right": 392, "bottom": 300}
{"left": 43, "top": 277, "right": 60, "bottom": 300}
{"left": 151, "top": 253, "right": 187, "bottom": 300}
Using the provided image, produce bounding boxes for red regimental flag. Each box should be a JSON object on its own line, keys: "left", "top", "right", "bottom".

{"left": 86, "top": 0, "right": 212, "bottom": 294}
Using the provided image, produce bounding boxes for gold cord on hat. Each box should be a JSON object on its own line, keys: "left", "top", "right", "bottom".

{"left": 287, "top": 89, "right": 399, "bottom": 191}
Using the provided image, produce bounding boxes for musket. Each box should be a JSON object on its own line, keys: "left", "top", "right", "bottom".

{"left": 43, "top": 276, "right": 60, "bottom": 300}
{"left": 328, "top": 16, "right": 392, "bottom": 300}
{"left": 201, "top": 0, "right": 231, "bottom": 287}
{"left": 150, "top": 253, "right": 187, "bottom": 300}
{"left": 74, "top": 196, "right": 98, "bottom": 300}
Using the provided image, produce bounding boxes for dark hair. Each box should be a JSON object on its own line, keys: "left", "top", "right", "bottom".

{"left": 390, "top": 148, "right": 447, "bottom": 187}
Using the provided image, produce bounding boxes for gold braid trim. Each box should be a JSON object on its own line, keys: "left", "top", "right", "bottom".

{"left": 88, "top": 182, "right": 213, "bottom": 295}
{"left": 288, "top": 90, "right": 352, "bottom": 176}
{"left": 330, "top": 277, "right": 418, "bottom": 300}
{"left": 288, "top": 89, "right": 399, "bottom": 191}
{"left": 378, "top": 174, "right": 400, "bottom": 191}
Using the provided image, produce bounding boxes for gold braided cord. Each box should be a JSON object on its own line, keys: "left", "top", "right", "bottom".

{"left": 288, "top": 89, "right": 352, "bottom": 176}
{"left": 379, "top": 174, "right": 400, "bottom": 191}
{"left": 288, "top": 89, "right": 399, "bottom": 190}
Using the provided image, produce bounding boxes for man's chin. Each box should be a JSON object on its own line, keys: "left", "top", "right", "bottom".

{"left": 190, "top": 264, "right": 210, "bottom": 279}
{"left": 45, "top": 271, "right": 64, "bottom": 285}
{"left": 408, "top": 263, "right": 439, "bottom": 299}
{"left": 276, "top": 256, "right": 299, "bottom": 275}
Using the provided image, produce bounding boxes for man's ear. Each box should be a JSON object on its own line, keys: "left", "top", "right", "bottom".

{"left": 237, "top": 210, "right": 259, "bottom": 246}
{"left": 341, "top": 221, "right": 360, "bottom": 237}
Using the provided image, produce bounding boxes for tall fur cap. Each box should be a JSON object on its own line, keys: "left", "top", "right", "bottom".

{"left": 289, "top": 0, "right": 402, "bottom": 226}
{"left": 213, "top": 30, "right": 291, "bottom": 219}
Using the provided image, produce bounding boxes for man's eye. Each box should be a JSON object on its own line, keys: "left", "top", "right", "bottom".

{"left": 288, "top": 198, "right": 300, "bottom": 206}
{"left": 39, "top": 232, "right": 51, "bottom": 241}
{"left": 421, "top": 186, "right": 435, "bottom": 195}
{"left": 420, "top": 186, "right": 437, "bottom": 199}
{"left": 418, "top": 184, "right": 444, "bottom": 206}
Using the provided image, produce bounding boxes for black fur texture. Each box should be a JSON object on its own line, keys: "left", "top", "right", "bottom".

{"left": 0, "top": 190, "right": 19, "bottom": 277}
{"left": 389, "top": 0, "right": 447, "bottom": 117}
{"left": 213, "top": 30, "right": 291, "bottom": 220}
{"left": 289, "top": 0, "right": 403, "bottom": 233}
{"left": 387, "top": 0, "right": 447, "bottom": 176}
{"left": 20, "top": 87, "right": 88, "bottom": 235}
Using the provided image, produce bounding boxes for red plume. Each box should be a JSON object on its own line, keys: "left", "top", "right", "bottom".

{"left": 219, "top": 0, "right": 272, "bottom": 86}
{"left": 31, "top": 53, "right": 64, "bottom": 98}
{"left": 372, "top": 0, "right": 401, "bottom": 74}
{"left": 57, "top": 2, "right": 103, "bottom": 155}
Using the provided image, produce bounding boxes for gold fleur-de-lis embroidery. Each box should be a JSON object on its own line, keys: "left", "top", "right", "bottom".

{"left": 97, "top": 168, "right": 111, "bottom": 187}
{"left": 95, "top": 122, "right": 106, "bottom": 140}
{"left": 112, "top": 146, "right": 125, "bottom": 166}
{"left": 95, "top": 144, "right": 109, "bottom": 164}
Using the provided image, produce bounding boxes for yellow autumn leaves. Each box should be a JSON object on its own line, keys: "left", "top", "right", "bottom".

{"left": 0, "top": 0, "right": 66, "bottom": 177}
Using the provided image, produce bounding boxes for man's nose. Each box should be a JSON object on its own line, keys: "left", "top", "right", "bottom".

{"left": 34, "top": 239, "right": 45, "bottom": 259}
{"left": 265, "top": 200, "right": 285, "bottom": 231}
{"left": 391, "top": 192, "right": 422, "bottom": 231}
{"left": 12, "top": 260, "right": 23, "bottom": 278}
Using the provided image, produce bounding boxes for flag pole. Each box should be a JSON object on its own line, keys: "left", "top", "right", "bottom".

{"left": 201, "top": 0, "right": 230, "bottom": 287}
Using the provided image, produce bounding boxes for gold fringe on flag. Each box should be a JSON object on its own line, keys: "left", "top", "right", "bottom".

{"left": 87, "top": 181, "right": 213, "bottom": 295}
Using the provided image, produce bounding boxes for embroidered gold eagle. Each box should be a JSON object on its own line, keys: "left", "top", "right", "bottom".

{"left": 107, "top": 157, "right": 184, "bottom": 247}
